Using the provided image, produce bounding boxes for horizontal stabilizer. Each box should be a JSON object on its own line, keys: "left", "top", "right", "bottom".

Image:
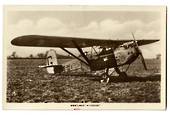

{"left": 39, "top": 65, "right": 63, "bottom": 68}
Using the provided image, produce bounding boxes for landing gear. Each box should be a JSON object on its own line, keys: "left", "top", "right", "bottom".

{"left": 100, "top": 68, "right": 110, "bottom": 84}
{"left": 100, "top": 73, "right": 110, "bottom": 84}
{"left": 99, "top": 66, "right": 129, "bottom": 83}
{"left": 115, "top": 67, "right": 128, "bottom": 80}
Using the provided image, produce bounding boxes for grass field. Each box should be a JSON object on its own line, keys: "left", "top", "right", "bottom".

{"left": 7, "top": 58, "right": 161, "bottom": 103}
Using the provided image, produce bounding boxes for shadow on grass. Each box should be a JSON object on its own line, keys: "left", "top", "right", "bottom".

{"left": 90, "top": 74, "right": 161, "bottom": 83}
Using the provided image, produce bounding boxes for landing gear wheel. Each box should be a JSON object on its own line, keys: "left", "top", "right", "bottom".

{"left": 100, "top": 73, "right": 110, "bottom": 84}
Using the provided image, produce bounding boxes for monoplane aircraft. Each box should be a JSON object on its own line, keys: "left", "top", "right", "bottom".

{"left": 11, "top": 33, "right": 159, "bottom": 83}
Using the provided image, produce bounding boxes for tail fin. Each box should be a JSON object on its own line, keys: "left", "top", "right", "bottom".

{"left": 46, "top": 49, "right": 58, "bottom": 66}
{"left": 39, "top": 49, "right": 64, "bottom": 74}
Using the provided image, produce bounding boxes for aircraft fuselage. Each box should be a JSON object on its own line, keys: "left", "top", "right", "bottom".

{"left": 89, "top": 41, "right": 140, "bottom": 71}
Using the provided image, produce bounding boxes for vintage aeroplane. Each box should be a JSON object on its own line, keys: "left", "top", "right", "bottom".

{"left": 11, "top": 33, "right": 159, "bottom": 83}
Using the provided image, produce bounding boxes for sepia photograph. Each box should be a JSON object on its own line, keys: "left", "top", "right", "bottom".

{"left": 3, "top": 5, "right": 166, "bottom": 110}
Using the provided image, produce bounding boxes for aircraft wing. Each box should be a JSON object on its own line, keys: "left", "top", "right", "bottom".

{"left": 11, "top": 35, "right": 159, "bottom": 48}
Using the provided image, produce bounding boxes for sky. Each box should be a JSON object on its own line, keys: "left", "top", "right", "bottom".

{"left": 5, "top": 6, "right": 164, "bottom": 58}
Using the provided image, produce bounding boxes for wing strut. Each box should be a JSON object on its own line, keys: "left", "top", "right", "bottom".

{"left": 72, "top": 40, "right": 91, "bottom": 64}
{"left": 60, "top": 47, "right": 89, "bottom": 66}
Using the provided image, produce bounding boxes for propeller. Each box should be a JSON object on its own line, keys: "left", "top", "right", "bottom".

{"left": 131, "top": 33, "right": 147, "bottom": 70}
{"left": 140, "top": 53, "right": 147, "bottom": 70}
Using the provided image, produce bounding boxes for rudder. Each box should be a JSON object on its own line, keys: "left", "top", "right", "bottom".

{"left": 45, "top": 49, "right": 64, "bottom": 74}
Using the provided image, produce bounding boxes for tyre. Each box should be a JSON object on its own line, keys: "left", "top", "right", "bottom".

{"left": 100, "top": 73, "right": 110, "bottom": 84}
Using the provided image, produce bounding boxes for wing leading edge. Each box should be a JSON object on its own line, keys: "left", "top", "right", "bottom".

{"left": 11, "top": 35, "right": 159, "bottom": 48}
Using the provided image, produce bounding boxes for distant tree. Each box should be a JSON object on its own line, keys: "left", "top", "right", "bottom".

{"left": 7, "top": 55, "right": 11, "bottom": 59}
{"left": 11, "top": 51, "right": 18, "bottom": 58}
{"left": 37, "top": 53, "right": 45, "bottom": 58}
{"left": 156, "top": 54, "right": 161, "bottom": 60}
{"left": 45, "top": 51, "right": 48, "bottom": 57}
{"left": 29, "top": 54, "right": 34, "bottom": 58}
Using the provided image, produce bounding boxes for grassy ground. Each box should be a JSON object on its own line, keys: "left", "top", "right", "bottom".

{"left": 7, "top": 58, "right": 160, "bottom": 103}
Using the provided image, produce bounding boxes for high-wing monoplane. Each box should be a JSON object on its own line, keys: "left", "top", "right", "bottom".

{"left": 11, "top": 33, "right": 159, "bottom": 83}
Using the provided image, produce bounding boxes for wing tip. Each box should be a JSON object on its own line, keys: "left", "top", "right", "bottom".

{"left": 11, "top": 38, "right": 17, "bottom": 45}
